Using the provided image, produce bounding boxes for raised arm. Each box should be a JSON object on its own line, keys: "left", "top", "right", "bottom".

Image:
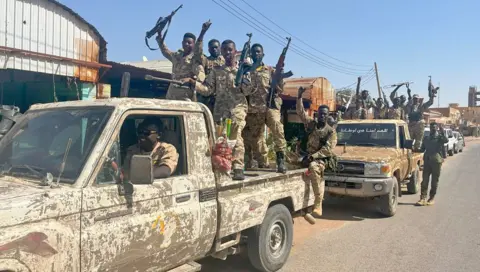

{"left": 390, "top": 83, "right": 404, "bottom": 104}
{"left": 194, "top": 21, "right": 211, "bottom": 65}
{"left": 156, "top": 32, "right": 174, "bottom": 62}
{"left": 296, "top": 87, "right": 314, "bottom": 126}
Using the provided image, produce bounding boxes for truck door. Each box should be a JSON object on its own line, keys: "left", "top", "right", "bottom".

{"left": 398, "top": 125, "right": 412, "bottom": 180}
{"left": 80, "top": 111, "right": 201, "bottom": 272}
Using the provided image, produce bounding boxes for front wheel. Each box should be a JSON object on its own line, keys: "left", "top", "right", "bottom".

{"left": 454, "top": 144, "right": 459, "bottom": 154}
{"left": 379, "top": 177, "right": 399, "bottom": 217}
{"left": 247, "top": 204, "right": 294, "bottom": 272}
{"left": 407, "top": 168, "right": 420, "bottom": 194}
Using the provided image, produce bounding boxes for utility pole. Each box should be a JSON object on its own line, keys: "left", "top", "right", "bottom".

{"left": 374, "top": 62, "right": 382, "bottom": 98}
{"left": 438, "top": 82, "right": 440, "bottom": 108}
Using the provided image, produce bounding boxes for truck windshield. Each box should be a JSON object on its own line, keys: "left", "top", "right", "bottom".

{"left": 336, "top": 123, "right": 397, "bottom": 147}
{"left": 0, "top": 107, "right": 112, "bottom": 184}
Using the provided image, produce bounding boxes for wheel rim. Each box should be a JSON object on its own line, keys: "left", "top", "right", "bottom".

{"left": 391, "top": 182, "right": 397, "bottom": 206}
{"left": 268, "top": 220, "right": 287, "bottom": 258}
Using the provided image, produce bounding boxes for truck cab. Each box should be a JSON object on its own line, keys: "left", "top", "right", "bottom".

{"left": 325, "top": 119, "right": 423, "bottom": 217}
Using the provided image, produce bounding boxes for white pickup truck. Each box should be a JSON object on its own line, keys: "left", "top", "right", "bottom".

{"left": 0, "top": 98, "right": 315, "bottom": 272}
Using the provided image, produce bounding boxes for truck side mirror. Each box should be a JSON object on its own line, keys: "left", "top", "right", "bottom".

{"left": 130, "top": 155, "right": 153, "bottom": 184}
{"left": 404, "top": 139, "right": 414, "bottom": 149}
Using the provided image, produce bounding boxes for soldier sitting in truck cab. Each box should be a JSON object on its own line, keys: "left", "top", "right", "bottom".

{"left": 123, "top": 117, "right": 179, "bottom": 179}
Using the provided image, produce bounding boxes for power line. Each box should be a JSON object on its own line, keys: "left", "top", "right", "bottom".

{"left": 222, "top": 0, "right": 370, "bottom": 73}
{"left": 239, "top": 0, "right": 371, "bottom": 68}
{"left": 211, "top": 0, "right": 370, "bottom": 76}
{"left": 336, "top": 69, "right": 375, "bottom": 90}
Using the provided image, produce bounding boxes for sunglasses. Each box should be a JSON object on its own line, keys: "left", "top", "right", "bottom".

{"left": 137, "top": 129, "right": 157, "bottom": 137}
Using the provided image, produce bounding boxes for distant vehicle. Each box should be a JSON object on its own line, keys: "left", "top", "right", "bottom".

{"left": 443, "top": 128, "right": 457, "bottom": 156}
{"left": 424, "top": 127, "right": 447, "bottom": 158}
{"left": 452, "top": 131, "right": 465, "bottom": 153}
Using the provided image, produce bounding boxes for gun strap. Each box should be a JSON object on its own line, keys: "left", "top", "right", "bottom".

{"left": 146, "top": 19, "right": 172, "bottom": 51}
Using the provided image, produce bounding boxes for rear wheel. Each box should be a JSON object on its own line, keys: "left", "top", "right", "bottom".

{"left": 454, "top": 144, "right": 459, "bottom": 154}
{"left": 247, "top": 204, "right": 293, "bottom": 272}
{"left": 407, "top": 167, "right": 420, "bottom": 194}
{"left": 448, "top": 146, "right": 454, "bottom": 156}
{"left": 379, "top": 177, "right": 399, "bottom": 217}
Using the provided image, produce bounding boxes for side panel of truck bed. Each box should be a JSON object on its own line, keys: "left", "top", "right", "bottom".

{"left": 215, "top": 169, "right": 314, "bottom": 238}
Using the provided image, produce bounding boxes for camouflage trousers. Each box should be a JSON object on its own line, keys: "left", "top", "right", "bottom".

{"left": 243, "top": 114, "right": 268, "bottom": 167}
{"left": 308, "top": 160, "right": 325, "bottom": 209}
{"left": 165, "top": 85, "right": 195, "bottom": 101}
{"left": 408, "top": 120, "right": 425, "bottom": 150}
{"left": 229, "top": 105, "right": 247, "bottom": 170}
{"left": 421, "top": 159, "right": 442, "bottom": 199}
{"left": 245, "top": 110, "right": 286, "bottom": 162}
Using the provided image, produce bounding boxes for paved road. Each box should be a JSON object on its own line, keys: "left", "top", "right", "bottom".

{"left": 200, "top": 138, "right": 480, "bottom": 272}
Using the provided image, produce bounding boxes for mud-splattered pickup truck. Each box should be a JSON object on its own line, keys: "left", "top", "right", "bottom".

{"left": 325, "top": 119, "right": 424, "bottom": 217}
{"left": 0, "top": 98, "right": 315, "bottom": 272}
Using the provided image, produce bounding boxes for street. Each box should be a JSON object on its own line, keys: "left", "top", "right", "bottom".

{"left": 200, "top": 138, "right": 480, "bottom": 272}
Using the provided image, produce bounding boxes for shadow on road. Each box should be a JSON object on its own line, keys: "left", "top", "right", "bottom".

{"left": 199, "top": 254, "right": 253, "bottom": 272}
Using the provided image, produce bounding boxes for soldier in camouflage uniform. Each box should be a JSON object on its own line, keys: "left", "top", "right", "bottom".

{"left": 123, "top": 117, "right": 179, "bottom": 179}
{"left": 157, "top": 32, "right": 205, "bottom": 101}
{"left": 387, "top": 97, "right": 405, "bottom": 120}
{"left": 188, "top": 40, "right": 252, "bottom": 180}
{"left": 297, "top": 87, "right": 337, "bottom": 217}
{"left": 193, "top": 21, "right": 225, "bottom": 112}
{"left": 406, "top": 86, "right": 434, "bottom": 151}
{"left": 243, "top": 118, "right": 268, "bottom": 168}
{"left": 416, "top": 122, "right": 448, "bottom": 206}
{"left": 244, "top": 44, "right": 288, "bottom": 173}
{"left": 372, "top": 95, "right": 389, "bottom": 119}
{"left": 388, "top": 83, "right": 408, "bottom": 121}
{"left": 327, "top": 116, "right": 338, "bottom": 147}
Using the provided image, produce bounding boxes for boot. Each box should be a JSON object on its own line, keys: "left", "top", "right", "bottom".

{"left": 0, "top": 106, "right": 20, "bottom": 140}
{"left": 416, "top": 197, "right": 427, "bottom": 206}
{"left": 232, "top": 169, "right": 245, "bottom": 180}
{"left": 276, "top": 151, "right": 287, "bottom": 174}
{"left": 426, "top": 197, "right": 435, "bottom": 206}
{"left": 311, "top": 196, "right": 322, "bottom": 217}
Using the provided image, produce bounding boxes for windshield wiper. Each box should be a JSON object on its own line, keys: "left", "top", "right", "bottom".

{"left": 3, "top": 164, "right": 46, "bottom": 179}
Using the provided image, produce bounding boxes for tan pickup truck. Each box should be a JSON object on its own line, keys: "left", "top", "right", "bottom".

{"left": 325, "top": 119, "right": 424, "bottom": 217}
{"left": 0, "top": 98, "right": 315, "bottom": 272}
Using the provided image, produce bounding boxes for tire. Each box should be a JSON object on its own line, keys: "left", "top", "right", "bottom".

{"left": 247, "top": 204, "right": 293, "bottom": 272}
{"left": 379, "top": 176, "right": 399, "bottom": 217}
{"left": 407, "top": 167, "right": 420, "bottom": 194}
{"left": 454, "top": 144, "right": 458, "bottom": 154}
{"left": 448, "top": 146, "right": 454, "bottom": 156}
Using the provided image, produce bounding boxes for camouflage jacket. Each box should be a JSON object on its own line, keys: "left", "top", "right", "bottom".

{"left": 422, "top": 133, "right": 449, "bottom": 163}
{"left": 123, "top": 142, "right": 179, "bottom": 177}
{"left": 387, "top": 107, "right": 405, "bottom": 120}
{"left": 406, "top": 98, "right": 434, "bottom": 121}
{"left": 195, "top": 64, "right": 252, "bottom": 121}
{"left": 160, "top": 43, "right": 205, "bottom": 82}
{"left": 296, "top": 97, "right": 336, "bottom": 158}
{"left": 247, "top": 64, "right": 284, "bottom": 113}
{"left": 374, "top": 106, "right": 388, "bottom": 119}
{"left": 193, "top": 39, "right": 225, "bottom": 76}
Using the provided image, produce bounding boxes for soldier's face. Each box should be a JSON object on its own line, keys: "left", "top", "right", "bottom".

{"left": 318, "top": 108, "right": 329, "bottom": 124}
{"left": 377, "top": 98, "right": 383, "bottom": 107}
{"left": 182, "top": 38, "right": 195, "bottom": 54}
{"left": 413, "top": 97, "right": 419, "bottom": 104}
{"left": 221, "top": 43, "right": 236, "bottom": 64}
{"left": 209, "top": 41, "right": 220, "bottom": 58}
{"left": 361, "top": 92, "right": 368, "bottom": 99}
{"left": 137, "top": 124, "right": 159, "bottom": 151}
{"left": 400, "top": 96, "right": 406, "bottom": 104}
{"left": 393, "top": 98, "right": 400, "bottom": 107}
{"left": 251, "top": 46, "right": 264, "bottom": 63}
{"left": 430, "top": 124, "right": 438, "bottom": 134}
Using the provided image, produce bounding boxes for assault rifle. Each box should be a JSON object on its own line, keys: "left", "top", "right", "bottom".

{"left": 234, "top": 33, "right": 253, "bottom": 88}
{"left": 145, "top": 4, "right": 183, "bottom": 50}
{"left": 428, "top": 76, "right": 439, "bottom": 97}
{"left": 267, "top": 37, "right": 294, "bottom": 109}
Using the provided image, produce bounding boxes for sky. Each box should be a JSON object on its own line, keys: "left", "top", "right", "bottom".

{"left": 60, "top": 0, "right": 480, "bottom": 107}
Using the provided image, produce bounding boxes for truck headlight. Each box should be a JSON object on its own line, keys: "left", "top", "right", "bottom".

{"left": 364, "top": 163, "right": 391, "bottom": 176}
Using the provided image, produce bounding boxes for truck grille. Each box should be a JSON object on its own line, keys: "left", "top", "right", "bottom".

{"left": 335, "top": 161, "right": 364, "bottom": 175}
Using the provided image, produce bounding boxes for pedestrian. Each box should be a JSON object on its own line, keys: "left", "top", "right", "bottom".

{"left": 185, "top": 40, "right": 251, "bottom": 180}
{"left": 156, "top": 31, "right": 205, "bottom": 101}
{"left": 193, "top": 20, "right": 225, "bottom": 112}
{"left": 243, "top": 43, "right": 288, "bottom": 173}
{"left": 297, "top": 87, "right": 337, "bottom": 217}
{"left": 416, "top": 122, "right": 449, "bottom": 206}
{"left": 406, "top": 84, "right": 435, "bottom": 151}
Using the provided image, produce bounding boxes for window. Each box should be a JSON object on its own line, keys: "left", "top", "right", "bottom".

{"left": 337, "top": 123, "right": 396, "bottom": 147}
{"left": 399, "top": 125, "right": 406, "bottom": 148}
{"left": 96, "top": 114, "right": 186, "bottom": 185}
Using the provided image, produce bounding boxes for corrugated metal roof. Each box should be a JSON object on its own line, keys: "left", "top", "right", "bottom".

{"left": 121, "top": 59, "right": 173, "bottom": 74}
{"left": 0, "top": 0, "right": 107, "bottom": 82}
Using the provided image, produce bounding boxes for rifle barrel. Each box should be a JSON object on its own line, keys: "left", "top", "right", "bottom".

{"left": 145, "top": 74, "right": 183, "bottom": 85}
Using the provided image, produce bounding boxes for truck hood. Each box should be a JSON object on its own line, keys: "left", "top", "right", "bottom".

{"left": 333, "top": 146, "right": 400, "bottom": 163}
{"left": 0, "top": 178, "right": 82, "bottom": 229}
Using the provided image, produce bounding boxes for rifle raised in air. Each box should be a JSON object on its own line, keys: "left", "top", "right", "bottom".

{"left": 145, "top": 4, "right": 183, "bottom": 50}
{"left": 428, "top": 76, "right": 439, "bottom": 97}
{"left": 267, "top": 37, "right": 294, "bottom": 109}
{"left": 234, "top": 33, "right": 253, "bottom": 88}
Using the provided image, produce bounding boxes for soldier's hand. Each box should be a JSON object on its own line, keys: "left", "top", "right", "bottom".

{"left": 298, "top": 87, "right": 307, "bottom": 98}
{"left": 405, "top": 82, "right": 410, "bottom": 88}
{"left": 180, "top": 78, "right": 196, "bottom": 87}
{"left": 202, "top": 20, "right": 212, "bottom": 31}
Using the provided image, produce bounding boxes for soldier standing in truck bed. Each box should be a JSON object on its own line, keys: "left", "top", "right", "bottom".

{"left": 193, "top": 20, "right": 225, "bottom": 112}
{"left": 243, "top": 119, "right": 268, "bottom": 169}
{"left": 185, "top": 40, "right": 252, "bottom": 180}
{"left": 416, "top": 122, "right": 448, "bottom": 206}
{"left": 387, "top": 97, "right": 405, "bottom": 120}
{"left": 243, "top": 43, "right": 287, "bottom": 173}
{"left": 297, "top": 87, "right": 336, "bottom": 217}
{"left": 406, "top": 85, "right": 434, "bottom": 151}
{"left": 156, "top": 31, "right": 205, "bottom": 101}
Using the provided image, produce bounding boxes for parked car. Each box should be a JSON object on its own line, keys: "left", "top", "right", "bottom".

{"left": 443, "top": 128, "right": 458, "bottom": 156}
{"left": 424, "top": 127, "right": 447, "bottom": 158}
{"left": 453, "top": 131, "right": 465, "bottom": 153}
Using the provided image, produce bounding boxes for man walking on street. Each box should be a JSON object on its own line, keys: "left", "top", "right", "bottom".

{"left": 157, "top": 31, "right": 205, "bottom": 101}
{"left": 416, "top": 122, "right": 449, "bottom": 206}
{"left": 244, "top": 43, "right": 288, "bottom": 173}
